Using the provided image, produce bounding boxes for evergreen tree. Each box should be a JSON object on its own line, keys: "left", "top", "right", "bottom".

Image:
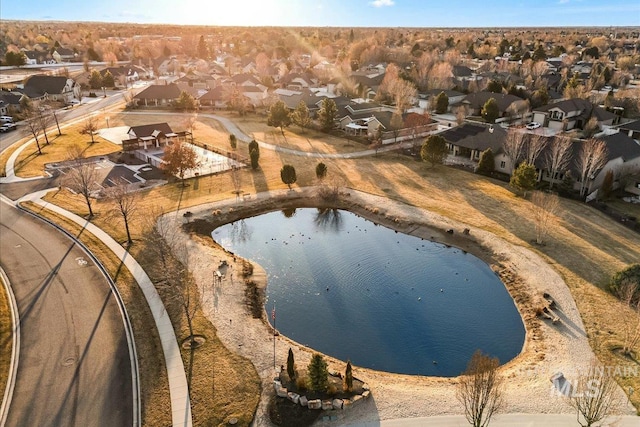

{"left": 345, "top": 360, "right": 353, "bottom": 392}
{"left": 307, "top": 353, "right": 329, "bottom": 393}
{"left": 287, "top": 348, "right": 297, "bottom": 382}
{"left": 291, "top": 100, "right": 311, "bottom": 131}
{"left": 435, "top": 91, "right": 449, "bottom": 114}
{"left": 102, "top": 70, "right": 115, "bottom": 87}
{"left": 318, "top": 98, "right": 337, "bottom": 131}
{"left": 315, "top": 162, "right": 327, "bottom": 180}
{"left": 176, "top": 91, "right": 197, "bottom": 111}
{"left": 197, "top": 35, "right": 208, "bottom": 59}
{"left": 267, "top": 100, "right": 291, "bottom": 135}
{"left": 477, "top": 148, "right": 495, "bottom": 175}
{"left": 509, "top": 162, "right": 537, "bottom": 196}
{"left": 532, "top": 44, "right": 547, "bottom": 61}
{"left": 481, "top": 98, "right": 500, "bottom": 123}
{"left": 89, "top": 69, "right": 103, "bottom": 89}
{"left": 250, "top": 148, "right": 259, "bottom": 170}
{"left": 280, "top": 164, "right": 297, "bottom": 189}
{"left": 420, "top": 135, "right": 449, "bottom": 167}
{"left": 248, "top": 139, "right": 259, "bottom": 156}
{"left": 486, "top": 80, "right": 503, "bottom": 94}
{"left": 229, "top": 134, "right": 237, "bottom": 150}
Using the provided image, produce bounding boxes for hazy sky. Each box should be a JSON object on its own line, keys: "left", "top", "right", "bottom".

{"left": 3, "top": 0, "right": 640, "bottom": 27}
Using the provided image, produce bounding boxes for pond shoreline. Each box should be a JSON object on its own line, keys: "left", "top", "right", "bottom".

{"left": 173, "top": 186, "right": 634, "bottom": 425}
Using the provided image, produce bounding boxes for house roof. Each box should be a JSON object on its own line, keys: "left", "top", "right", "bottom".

{"left": 128, "top": 122, "right": 174, "bottom": 138}
{"left": 620, "top": 120, "right": 640, "bottom": 132}
{"left": 534, "top": 98, "right": 592, "bottom": 114}
{"left": 0, "top": 91, "right": 23, "bottom": 106}
{"left": 592, "top": 106, "right": 617, "bottom": 123}
{"left": 198, "top": 86, "right": 226, "bottom": 101}
{"left": 453, "top": 65, "right": 473, "bottom": 77}
{"left": 23, "top": 75, "right": 71, "bottom": 98}
{"left": 439, "top": 123, "right": 507, "bottom": 153}
{"left": 133, "top": 83, "right": 181, "bottom": 100}
{"left": 420, "top": 89, "right": 465, "bottom": 99}
{"left": 599, "top": 132, "right": 640, "bottom": 162}
{"left": 462, "top": 92, "right": 524, "bottom": 113}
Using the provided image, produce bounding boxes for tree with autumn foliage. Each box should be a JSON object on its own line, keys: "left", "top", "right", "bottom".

{"left": 161, "top": 140, "right": 199, "bottom": 186}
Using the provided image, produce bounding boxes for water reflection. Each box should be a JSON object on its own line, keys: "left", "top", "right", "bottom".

{"left": 314, "top": 208, "right": 342, "bottom": 232}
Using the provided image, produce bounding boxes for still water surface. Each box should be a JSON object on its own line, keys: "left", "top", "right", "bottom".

{"left": 213, "top": 208, "right": 525, "bottom": 376}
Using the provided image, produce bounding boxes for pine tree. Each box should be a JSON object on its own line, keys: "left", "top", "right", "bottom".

{"left": 315, "top": 162, "right": 327, "bottom": 180}
{"left": 287, "top": 348, "right": 297, "bottom": 382}
{"left": 477, "top": 148, "right": 495, "bottom": 175}
{"left": 318, "top": 98, "right": 337, "bottom": 131}
{"left": 481, "top": 98, "right": 500, "bottom": 124}
{"left": 509, "top": 162, "right": 537, "bottom": 196}
{"left": 344, "top": 360, "right": 353, "bottom": 392}
{"left": 308, "top": 353, "right": 329, "bottom": 393}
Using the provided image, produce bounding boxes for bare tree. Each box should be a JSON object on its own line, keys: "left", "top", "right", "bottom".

{"left": 36, "top": 108, "right": 52, "bottom": 145}
{"left": 615, "top": 280, "right": 640, "bottom": 356}
{"left": 502, "top": 129, "right": 527, "bottom": 172}
{"left": 182, "top": 113, "right": 197, "bottom": 143}
{"left": 568, "top": 362, "right": 622, "bottom": 427}
{"left": 577, "top": 138, "right": 608, "bottom": 197}
{"left": 531, "top": 191, "right": 560, "bottom": 245}
{"left": 80, "top": 116, "right": 98, "bottom": 143}
{"left": 64, "top": 145, "right": 100, "bottom": 218}
{"left": 390, "top": 78, "right": 417, "bottom": 113}
{"left": 545, "top": 135, "right": 573, "bottom": 189}
{"left": 456, "top": 350, "right": 504, "bottom": 427}
{"left": 103, "top": 177, "right": 139, "bottom": 245}
{"left": 524, "top": 133, "right": 549, "bottom": 166}
{"left": 229, "top": 163, "right": 242, "bottom": 198}
{"left": 23, "top": 116, "right": 43, "bottom": 155}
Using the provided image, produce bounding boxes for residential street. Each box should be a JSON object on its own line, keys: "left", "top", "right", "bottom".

{"left": 0, "top": 201, "right": 133, "bottom": 426}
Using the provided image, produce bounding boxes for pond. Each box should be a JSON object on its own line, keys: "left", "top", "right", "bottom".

{"left": 212, "top": 208, "right": 525, "bottom": 376}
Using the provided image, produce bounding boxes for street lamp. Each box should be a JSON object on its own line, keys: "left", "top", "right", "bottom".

{"left": 105, "top": 116, "right": 110, "bottom": 128}
{"left": 102, "top": 86, "right": 106, "bottom": 98}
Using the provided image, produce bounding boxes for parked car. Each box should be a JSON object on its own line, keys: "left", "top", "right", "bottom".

{"left": 0, "top": 123, "right": 17, "bottom": 132}
{"left": 526, "top": 122, "right": 541, "bottom": 130}
{"left": 0, "top": 116, "right": 14, "bottom": 124}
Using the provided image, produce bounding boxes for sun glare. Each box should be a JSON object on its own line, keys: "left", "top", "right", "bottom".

{"left": 176, "top": 0, "right": 286, "bottom": 26}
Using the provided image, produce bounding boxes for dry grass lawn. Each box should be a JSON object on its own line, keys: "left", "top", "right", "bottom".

{"left": 13, "top": 129, "right": 121, "bottom": 178}
{"left": 0, "top": 275, "right": 12, "bottom": 406}
{"left": 25, "top": 111, "right": 640, "bottom": 415}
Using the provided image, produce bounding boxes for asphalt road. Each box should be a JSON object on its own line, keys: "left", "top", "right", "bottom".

{"left": 0, "top": 202, "right": 132, "bottom": 426}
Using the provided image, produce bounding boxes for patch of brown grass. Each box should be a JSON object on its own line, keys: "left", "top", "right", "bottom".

{"left": 0, "top": 273, "right": 12, "bottom": 405}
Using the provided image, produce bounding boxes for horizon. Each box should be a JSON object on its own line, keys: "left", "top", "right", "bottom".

{"left": 3, "top": 0, "right": 640, "bottom": 28}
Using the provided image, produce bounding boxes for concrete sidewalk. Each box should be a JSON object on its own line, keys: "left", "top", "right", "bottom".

{"left": 342, "top": 414, "right": 639, "bottom": 426}
{"left": 18, "top": 189, "right": 193, "bottom": 427}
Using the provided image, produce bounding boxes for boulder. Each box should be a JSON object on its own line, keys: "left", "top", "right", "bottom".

{"left": 308, "top": 399, "right": 322, "bottom": 410}
{"left": 342, "top": 399, "right": 351, "bottom": 409}
{"left": 332, "top": 399, "right": 343, "bottom": 410}
{"left": 287, "top": 392, "right": 300, "bottom": 404}
{"left": 351, "top": 395, "right": 363, "bottom": 405}
{"left": 322, "top": 400, "right": 333, "bottom": 410}
{"left": 362, "top": 390, "right": 371, "bottom": 399}
{"left": 276, "top": 387, "right": 288, "bottom": 398}
{"left": 299, "top": 396, "right": 308, "bottom": 407}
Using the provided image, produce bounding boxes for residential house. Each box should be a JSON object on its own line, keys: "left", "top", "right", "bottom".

{"left": 52, "top": 47, "right": 77, "bottom": 63}
{"left": 462, "top": 92, "right": 526, "bottom": 118}
{"left": 101, "top": 65, "right": 150, "bottom": 83}
{"left": 240, "top": 85, "right": 268, "bottom": 107}
{"left": 439, "top": 123, "right": 509, "bottom": 169}
{"left": 0, "top": 91, "right": 23, "bottom": 112}
{"left": 532, "top": 99, "right": 619, "bottom": 132}
{"left": 198, "top": 86, "right": 228, "bottom": 108}
{"left": 133, "top": 83, "right": 182, "bottom": 107}
{"left": 278, "top": 73, "right": 316, "bottom": 91}
{"left": 418, "top": 89, "right": 465, "bottom": 112}
{"left": 574, "top": 133, "right": 640, "bottom": 196}
{"left": 122, "top": 122, "right": 181, "bottom": 150}
{"left": 22, "top": 75, "right": 81, "bottom": 103}
{"left": 619, "top": 120, "right": 640, "bottom": 140}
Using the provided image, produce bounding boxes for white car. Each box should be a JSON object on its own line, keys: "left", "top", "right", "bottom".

{"left": 526, "top": 122, "right": 541, "bottom": 130}
{"left": 0, "top": 123, "right": 17, "bottom": 132}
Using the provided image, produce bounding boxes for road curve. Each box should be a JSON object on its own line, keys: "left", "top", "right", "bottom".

{"left": 0, "top": 201, "right": 133, "bottom": 427}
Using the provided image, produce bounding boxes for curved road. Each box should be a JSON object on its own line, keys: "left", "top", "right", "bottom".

{"left": 0, "top": 201, "right": 132, "bottom": 426}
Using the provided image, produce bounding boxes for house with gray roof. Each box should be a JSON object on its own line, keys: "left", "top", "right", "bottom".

{"left": 619, "top": 120, "right": 640, "bottom": 140}
{"left": 133, "top": 83, "right": 181, "bottom": 107}
{"left": 462, "top": 92, "right": 527, "bottom": 118}
{"left": 23, "top": 75, "right": 81, "bottom": 103}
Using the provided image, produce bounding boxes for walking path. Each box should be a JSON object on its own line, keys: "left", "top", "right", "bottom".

{"left": 14, "top": 189, "right": 192, "bottom": 427}
{"left": 343, "top": 414, "right": 640, "bottom": 426}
